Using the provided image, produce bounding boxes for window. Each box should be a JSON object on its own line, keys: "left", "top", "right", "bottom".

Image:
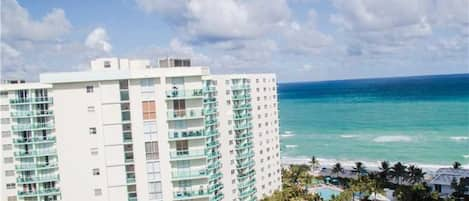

{"left": 0, "top": 105, "right": 8, "bottom": 111}
{"left": 7, "top": 196, "right": 16, "bottom": 201}
{"left": 86, "top": 86, "right": 94, "bottom": 93}
{"left": 3, "top": 144, "right": 12, "bottom": 151}
{"left": 104, "top": 61, "right": 111, "bottom": 68}
{"left": 147, "top": 162, "right": 161, "bottom": 181}
{"left": 5, "top": 170, "right": 14, "bottom": 176}
{"left": 89, "top": 127, "right": 97, "bottom": 135}
{"left": 0, "top": 91, "right": 7, "bottom": 97}
{"left": 119, "top": 80, "right": 129, "bottom": 90}
{"left": 6, "top": 183, "right": 15, "bottom": 189}
{"left": 94, "top": 188, "right": 102, "bottom": 196}
{"left": 145, "top": 141, "right": 159, "bottom": 160}
{"left": 92, "top": 168, "right": 100, "bottom": 175}
{"left": 140, "top": 79, "right": 154, "bottom": 92}
{"left": 4, "top": 157, "right": 13, "bottom": 164}
{"left": 1, "top": 118, "right": 10, "bottom": 124}
{"left": 143, "top": 122, "right": 157, "bottom": 141}
{"left": 142, "top": 101, "right": 156, "bottom": 120}
{"left": 88, "top": 106, "right": 95, "bottom": 112}
{"left": 148, "top": 182, "right": 163, "bottom": 200}
{"left": 91, "top": 148, "right": 98, "bottom": 156}
{"left": 175, "top": 140, "right": 188, "bottom": 151}
{"left": 2, "top": 131, "right": 11, "bottom": 138}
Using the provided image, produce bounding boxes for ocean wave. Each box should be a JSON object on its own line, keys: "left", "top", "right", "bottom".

{"left": 372, "top": 135, "right": 413, "bottom": 143}
{"left": 285, "top": 131, "right": 293, "bottom": 134}
{"left": 463, "top": 155, "right": 469, "bottom": 159}
{"left": 450, "top": 136, "right": 469, "bottom": 141}
{"left": 340, "top": 134, "right": 359, "bottom": 139}
{"left": 285, "top": 144, "right": 298, "bottom": 148}
{"left": 281, "top": 134, "right": 295, "bottom": 138}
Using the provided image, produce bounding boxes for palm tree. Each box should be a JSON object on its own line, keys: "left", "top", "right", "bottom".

{"left": 332, "top": 162, "right": 344, "bottom": 178}
{"left": 352, "top": 161, "right": 367, "bottom": 179}
{"left": 379, "top": 161, "right": 391, "bottom": 184}
{"left": 309, "top": 156, "right": 320, "bottom": 173}
{"left": 407, "top": 165, "right": 426, "bottom": 184}
{"left": 390, "top": 162, "right": 408, "bottom": 185}
{"left": 453, "top": 161, "right": 462, "bottom": 169}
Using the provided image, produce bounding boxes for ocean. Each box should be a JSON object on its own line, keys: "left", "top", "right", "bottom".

{"left": 278, "top": 73, "right": 469, "bottom": 167}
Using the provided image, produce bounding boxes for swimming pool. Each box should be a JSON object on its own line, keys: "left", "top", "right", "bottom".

{"left": 312, "top": 187, "right": 342, "bottom": 200}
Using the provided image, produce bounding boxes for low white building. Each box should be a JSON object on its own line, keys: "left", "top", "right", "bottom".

{"left": 0, "top": 58, "right": 281, "bottom": 201}
{"left": 430, "top": 168, "right": 469, "bottom": 198}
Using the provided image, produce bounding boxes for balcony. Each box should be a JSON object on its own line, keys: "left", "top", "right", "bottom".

{"left": 12, "top": 123, "right": 54, "bottom": 132}
{"left": 205, "top": 130, "right": 218, "bottom": 138}
{"left": 204, "top": 119, "right": 217, "bottom": 126}
{"left": 235, "top": 142, "right": 253, "bottom": 150}
{"left": 232, "top": 94, "right": 251, "bottom": 100}
{"left": 209, "top": 183, "right": 223, "bottom": 193}
{"left": 16, "top": 162, "right": 58, "bottom": 171}
{"left": 238, "top": 178, "right": 256, "bottom": 189}
{"left": 168, "top": 129, "right": 205, "bottom": 141}
{"left": 17, "top": 174, "right": 59, "bottom": 184}
{"left": 173, "top": 189, "right": 210, "bottom": 200}
{"left": 203, "top": 98, "right": 217, "bottom": 105}
{"left": 236, "top": 132, "right": 253, "bottom": 141}
{"left": 17, "top": 187, "right": 60, "bottom": 198}
{"left": 206, "top": 141, "right": 220, "bottom": 149}
{"left": 231, "top": 84, "right": 250, "bottom": 90}
{"left": 167, "top": 109, "right": 203, "bottom": 120}
{"left": 233, "top": 104, "right": 251, "bottom": 110}
{"left": 236, "top": 159, "right": 255, "bottom": 169}
{"left": 233, "top": 123, "right": 252, "bottom": 130}
{"left": 234, "top": 113, "right": 252, "bottom": 120}
{"left": 206, "top": 151, "right": 220, "bottom": 160}
{"left": 14, "top": 149, "right": 57, "bottom": 158}
{"left": 203, "top": 86, "right": 216, "bottom": 93}
{"left": 10, "top": 97, "right": 53, "bottom": 105}
{"left": 236, "top": 151, "right": 254, "bottom": 160}
{"left": 13, "top": 136, "right": 56, "bottom": 145}
{"left": 239, "top": 188, "right": 256, "bottom": 199}
{"left": 207, "top": 161, "right": 221, "bottom": 171}
{"left": 203, "top": 107, "right": 217, "bottom": 115}
{"left": 237, "top": 170, "right": 256, "bottom": 181}
{"left": 209, "top": 172, "right": 222, "bottom": 181}
{"left": 166, "top": 89, "right": 203, "bottom": 100}
{"left": 210, "top": 193, "right": 224, "bottom": 201}
{"left": 10, "top": 110, "right": 54, "bottom": 118}
{"left": 171, "top": 169, "right": 208, "bottom": 181}
{"left": 170, "top": 149, "right": 206, "bottom": 161}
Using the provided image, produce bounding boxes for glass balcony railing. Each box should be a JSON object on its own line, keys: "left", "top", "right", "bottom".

{"left": 239, "top": 188, "right": 256, "bottom": 199}
{"left": 231, "top": 84, "right": 250, "bottom": 90}
{"left": 203, "top": 86, "right": 216, "bottom": 93}
{"left": 173, "top": 189, "right": 210, "bottom": 200}
{"left": 166, "top": 89, "right": 203, "bottom": 99}
{"left": 12, "top": 123, "right": 54, "bottom": 131}
{"left": 14, "top": 149, "right": 57, "bottom": 158}
{"left": 10, "top": 110, "right": 54, "bottom": 118}
{"left": 235, "top": 142, "right": 253, "bottom": 150}
{"left": 17, "top": 174, "right": 59, "bottom": 184}
{"left": 236, "top": 159, "right": 255, "bottom": 169}
{"left": 13, "top": 136, "right": 56, "bottom": 144}
{"left": 235, "top": 132, "right": 253, "bottom": 140}
{"left": 232, "top": 94, "right": 251, "bottom": 100}
{"left": 207, "top": 161, "right": 221, "bottom": 171}
{"left": 17, "top": 187, "right": 60, "bottom": 197}
{"left": 170, "top": 149, "right": 206, "bottom": 160}
{"left": 206, "top": 151, "right": 220, "bottom": 160}
{"left": 233, "top": 123, "right": 252, "bottom": 130}
{"left": 234, "top": 113, "right": 252, "bottom": 120}
{"left": 237, "top": 170, "right": 256, "bottom": 181}
{"left": 210, "top": 193, "right": 224, "bottom": 201}
{"left": 168, "top": 129, "right": 205, "bottom": 140}
{"left": 233, "top": 104, "right": 251, "bottom": 110}
{"left": 238, "top": 178, "right": 256, "bottom": 189}
{"left": 204, "top": 119, "right": 217, "bottom": 126}
{"left": 167, "top": 109, "right": 203, "bottom": 120}
{"left": 171, "top": 169, "right": 208, "bottom": 180}
{"left": 206, "top": 141, "right": 220, "bottom": 149}
{"left": 208, "top": 183, "right": 223, "bottom": 193}
{"left": 16, "top": 162, "right": 58, "bottom": 171}
{"left": 10, "top": 97, "right": 53, "bottom": 105}
{"left": 236, "top": 151, "right": 254, "bottom": 160}
{"left": 203, "top": 107, "right": 217, "bottom": 115}
{"left": 205, "top": 130, "right": 218, "bottom": 137}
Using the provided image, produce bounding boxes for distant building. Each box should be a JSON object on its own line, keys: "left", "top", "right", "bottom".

{"left": 0, "top": 57, "right": 281, "bottom": 201}
{"left": 430, "top": 168, "right": 469, "bottom": 198}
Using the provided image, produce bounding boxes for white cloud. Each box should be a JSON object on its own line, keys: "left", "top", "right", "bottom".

{"left": 85, "top": 27, "right": 112, "bottom": 53}
{"left": 1, "top": 0, "right": 71, "bottom": 41}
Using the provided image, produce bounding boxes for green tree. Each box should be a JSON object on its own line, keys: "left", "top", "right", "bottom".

{"left": 452, "top": 161, "right": 462, "bottom": 169}
{"left": 451, "top": 177, "right": 469, "bottom": 200}
{"left": 352, "top": 162, "right": 367, "bottom": 180}
{"left": 332, "top": 163, "right": 344, "bottom": 178}
{"left": 379, "top": 161, "right": 391, "bottom": 185}
{"left": 390, "top": 162, "right": 408, "bottom": 185}
{"left": 309, "top": 156, "right": 320, "bottom": 173}
{"left": 406, "top": 165, "right": 425, "bottom": 185}
{"left": 394, "top": 184, "right": 439, "bottom": 201}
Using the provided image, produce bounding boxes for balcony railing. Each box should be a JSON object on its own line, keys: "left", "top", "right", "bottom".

{"left": 17, "top": 187, "right": 60, "bottom": 197}
{"left": 14, "top": 149, "right": 57, "bottom": 158}
{"left": 170, "top": 149, "right": 206, "bottom": 160}
{"left": 172, "top": 169, "right": 208, "bottom": 180}
{"left": 16, "top": 162, "right": 58, "bottom": 171}
{"left": 167, "top": 109, "right": 203, "bottom": 120}
{"left": 173, "top": 189, "right": 210, "bottom": 200}
{"left": 166, "top": 89, "right": 203, "bottom": 99}
{"left": 10, "top": 97, "right": 53, "bottom": 105}
{"left": 231, "top": 84, "right": 250, "bottom": 90}
{"left": 13, "top": 136, "right": 56, "bottom": 144}
{"left": 10, "top": 110, "right": 54, "bottom": 118}
{"left": 233, "top": 104, "right": 251, "bottom": 110}
{"left": 168, "top": 129, "right": 205, "bottom": 140}
{"left": 17, "top": 174, "right": 59, "bottom": 184}
{"left": 12, "top": 123, "right": 54, "bottom": 131}
{"left": 232, "top": 94, "right": 251, "bottom": 100}
{"left": 233, "top": 123, "right": 252, "bottom": 130}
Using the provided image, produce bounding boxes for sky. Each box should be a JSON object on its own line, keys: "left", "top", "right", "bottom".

{"left": 1, "top": 0, "right": 468, "bottom": 82}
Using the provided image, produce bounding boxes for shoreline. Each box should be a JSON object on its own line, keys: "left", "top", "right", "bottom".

{"left": 281, "top": 156, "right": 469, "bottom": 173}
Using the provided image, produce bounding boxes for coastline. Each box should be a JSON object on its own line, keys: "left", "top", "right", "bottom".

{"left": 281, "top": 156, "right": 469, "bottom": 174}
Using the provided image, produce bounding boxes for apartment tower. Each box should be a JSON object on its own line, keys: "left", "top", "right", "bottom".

{"left": 0, "top": 58, "right": 281, "bottom": 201}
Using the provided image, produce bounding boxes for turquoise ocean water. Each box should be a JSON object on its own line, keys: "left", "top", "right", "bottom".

{"left": 278, "top": 74, "right": 469, "bottom": 166}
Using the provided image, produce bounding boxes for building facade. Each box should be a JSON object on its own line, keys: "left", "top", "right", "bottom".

{"left": 1, "top": 58, "right": 281, "bottom": 201}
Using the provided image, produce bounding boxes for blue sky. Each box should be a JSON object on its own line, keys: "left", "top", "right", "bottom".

{"left": 1, "top": 0, "right": 468, "bottom": 82}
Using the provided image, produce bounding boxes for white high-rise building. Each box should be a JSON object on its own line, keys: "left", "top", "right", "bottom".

{"left": 1, "top": 58, "right": 281, "bottom": 201}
